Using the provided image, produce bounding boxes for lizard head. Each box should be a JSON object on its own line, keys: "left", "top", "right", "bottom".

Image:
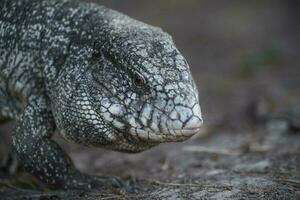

{"left": 82, "top": 11, "right": 203, "bottom": 152}
{"left": 53, "top": 8, "right": 202, "bottom": 153}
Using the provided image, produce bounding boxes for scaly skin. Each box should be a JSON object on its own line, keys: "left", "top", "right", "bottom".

{"left": 0, "top": 0, "right": 203, "bottom": 190}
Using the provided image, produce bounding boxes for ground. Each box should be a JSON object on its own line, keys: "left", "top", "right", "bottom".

{"left": 0, "top": 0, "right": 299, "bottom": 199}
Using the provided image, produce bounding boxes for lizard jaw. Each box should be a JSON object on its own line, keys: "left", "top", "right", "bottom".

{"left": 129, "top": 126, "right": 201, "bottom": 143}
{"left": 175, "top": 127, "right": 201, "bottom": 137}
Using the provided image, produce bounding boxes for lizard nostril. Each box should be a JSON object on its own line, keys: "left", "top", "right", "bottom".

{"left": 133, "top": 72, "right": 146, "bottom": 88}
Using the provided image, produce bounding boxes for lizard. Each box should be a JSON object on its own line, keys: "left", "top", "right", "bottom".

{"left": 0, "top": 0, "right": 203, "bottom": 190}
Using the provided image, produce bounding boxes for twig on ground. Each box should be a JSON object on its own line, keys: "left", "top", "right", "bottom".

{"left": 152, "top": 180, "right": 233, "bottom": 191}
{"left": 182, "top": 145, "right": 241, "bottom": 156}
{"left": 277, "top": 179, "right": 300, "bottom": 188}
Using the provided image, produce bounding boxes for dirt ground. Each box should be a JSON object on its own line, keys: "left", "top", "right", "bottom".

{"left": 0, "top": 0, "right": 299, "bottom": 199}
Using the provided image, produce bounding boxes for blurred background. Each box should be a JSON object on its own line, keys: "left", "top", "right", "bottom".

{"left": 1, "top": 0, "right": 299, "bottom": 199}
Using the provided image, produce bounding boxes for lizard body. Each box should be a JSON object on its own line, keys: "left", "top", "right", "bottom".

{"left": 0, "top": 0, "right": 203, "bottom": 190}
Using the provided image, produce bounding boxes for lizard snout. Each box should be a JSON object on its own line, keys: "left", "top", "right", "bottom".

{"left": 130, "top": 102, "right": 203, "bottom": 143}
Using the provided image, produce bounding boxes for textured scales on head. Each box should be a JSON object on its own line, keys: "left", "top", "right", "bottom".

{"left": 52, "top": 5, "right": 203, "bottom": 152}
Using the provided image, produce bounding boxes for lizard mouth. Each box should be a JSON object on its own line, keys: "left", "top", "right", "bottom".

{"left": 129, "top": 127, "right": 201, "bottom": 143}
{"left": 174, "top": 127, "right": 201, "bottom": 136}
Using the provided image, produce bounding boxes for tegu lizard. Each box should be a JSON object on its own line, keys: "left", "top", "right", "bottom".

{"left": 0, "top": 0, "right": 203, "bottom": 190}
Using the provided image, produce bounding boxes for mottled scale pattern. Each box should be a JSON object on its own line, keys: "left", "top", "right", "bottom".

{"left": 0, "top": 0, "right": 203, "bottom": 190}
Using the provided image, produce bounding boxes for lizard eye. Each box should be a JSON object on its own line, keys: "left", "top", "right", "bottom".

{"left": 133, "top": 72, "right": 146, "bottom": 88}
